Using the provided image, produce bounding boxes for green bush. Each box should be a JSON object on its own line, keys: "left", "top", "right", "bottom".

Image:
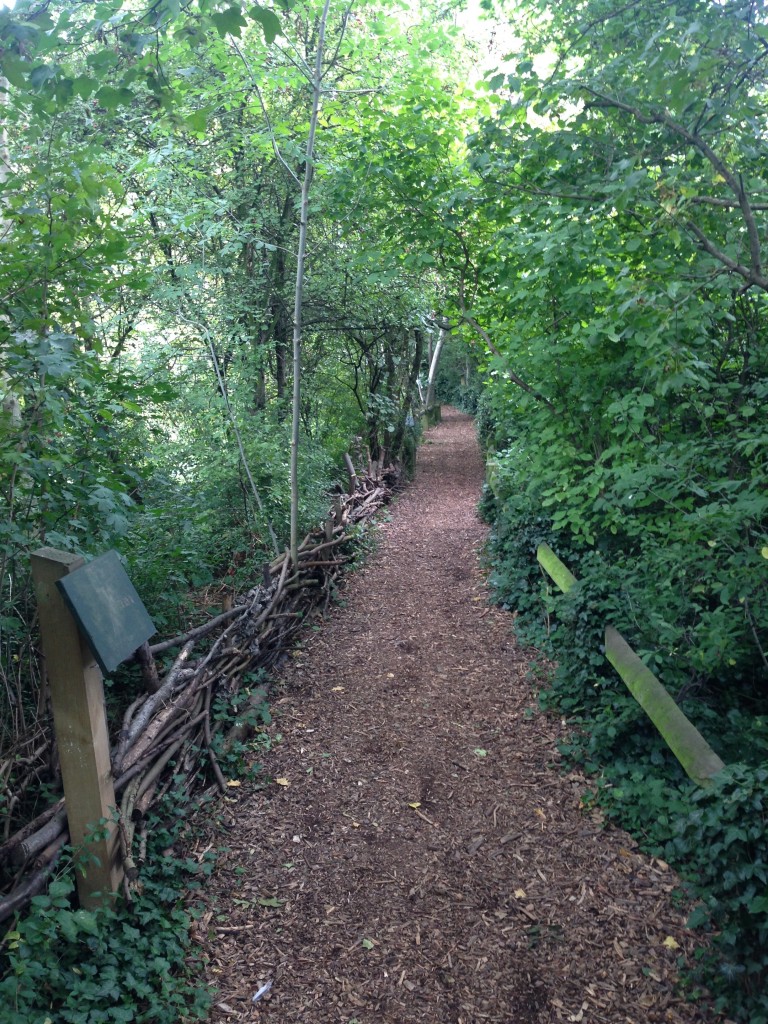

{"left": 435, "top": 338, "right": 483, "bottom": 413}
{"left": 0, "top": 835, "right": 213, "bottom": 1024}
{"left": 668, "top": 764, "right": 768, "bottom": 1024}
{"left": 480, "top": 397, "right": 768, "bottom": 1021}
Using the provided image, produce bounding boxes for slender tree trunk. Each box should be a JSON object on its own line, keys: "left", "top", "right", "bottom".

{"left": 179, "top": 314, "right": 279, "bottom": 554}
{"left": 425, "top": 324, "right": 448, "bottom": 410}
{"left": 390, "top": 328, "right": 425, "bottom": 459}
{"left": 0, "top": 75, "right": 21, "bottom": 426}
{"left": 272, "top": 196, "right": 293, "bottom": 406}
{"left": 290, "top": 0, "right": 332, "bottom": 566}
{"left": 274, "top": 293, "right": 289, "bottom": 403}
{"left": 254, "top": 363, "right": 267, "bottom": 410}
{"left": 0, "top": 75, "right": 9, "bottom": 197}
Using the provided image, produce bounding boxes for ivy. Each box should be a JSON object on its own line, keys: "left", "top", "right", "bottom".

{"left": 0, "top": 819, "right": 213, "bottom": 1023}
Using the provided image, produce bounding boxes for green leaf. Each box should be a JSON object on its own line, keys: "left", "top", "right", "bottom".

{"left": 6, "top": 21, "right": 40, "bottom": 47}
{"left": 59, "top": 913, "right": 80, "bottom": 943}
{"left": 249, "top": 6, "right": 282, "bottom": 44}
{"left": 185, "top": 109, "right": 208, "bottom": 134}
{"left": 211, "top": 6, "right": 248, "bottom": 38}
{"left": 73, "top": 909, "right": 100, "bottom": 936}
{"left": 29, "top": 64, "right": 59, "bottom": 90}
{"left": 258, "top": 896, "right": 284, "bottom": 908}
{"left": 686, "top": 905, "right": 709, "bottom": 929}
{"left": 72, "top": 75, "right": 97, "bottom": 100}
{"left": 1, "top": 56, "right": 29, "bottom": 89}
{"left": 96, "top": 86, "right": 135, "bottom": 110}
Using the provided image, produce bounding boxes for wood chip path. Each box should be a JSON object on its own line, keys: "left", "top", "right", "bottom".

{"left": 189, "top": 408, "right": 711, "bottom": 1024}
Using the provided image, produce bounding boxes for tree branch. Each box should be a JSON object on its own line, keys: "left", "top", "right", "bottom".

{"left": 684, "top": 218, "right": 768, "bottom": 291}
{"left": 229, "top": 39, "right": 301, "bottom": 187}
{"left": 583, "top": 87, "right": 766, "bottom": 289}
{"left": 690, "top": 196, "right": 768, "bottom": 210}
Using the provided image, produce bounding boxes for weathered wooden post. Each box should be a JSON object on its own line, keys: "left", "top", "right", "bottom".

{"left": 31, "top": 549, "right": 122, "bottom": 906}
{"left": 31, "top": 547, "right": 156, "bottom": 906}
{"left": 604, "top": 627, "right": 725, "bottom": 786}
{"left": 343, "top": 452, "right": 357, "bottom": 495}
{"left": 333, "top": 493, "right": 345, "bottom": 530}
{"left": 536, "top": 542, "right": 725, "bottom": 788}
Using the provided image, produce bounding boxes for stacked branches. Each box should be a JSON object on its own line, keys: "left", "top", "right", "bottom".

{"left": 0, "top": 466, "right": 394, "bottom": 923}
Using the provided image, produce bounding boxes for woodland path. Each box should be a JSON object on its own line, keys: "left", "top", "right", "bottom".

{"left": 191, "top": 409, "right": 706, "bottom": 1024}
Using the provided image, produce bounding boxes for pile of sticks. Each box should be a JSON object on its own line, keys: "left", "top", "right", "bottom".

{"left": 0, "top": 469, "right": 394, "bottom": 923}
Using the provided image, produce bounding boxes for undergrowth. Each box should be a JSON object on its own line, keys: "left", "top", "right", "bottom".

{"left": 0, "top": 684, "right": 276, "bottom": 1023}
{"left": 0, "top": 495, "right": 390, "bottom": 1023}
{"left": 0, "top": 804, "right": 215, "bottom": 1024}
{"left": 479, "top": 480, "right": 768, "bottom": 1023}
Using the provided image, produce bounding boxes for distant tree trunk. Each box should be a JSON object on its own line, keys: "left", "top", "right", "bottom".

{"left": 247, "top": 191, "right": 294, "bottom": 411}
{"left": 1, "top": 72, "right": 13, "bottom": 246}
{"left": 290, "top": 0, "right": 331, "bottom": 566}
{"left": 238, "top": 240, "right": 267, "bottom": 412}
{"left": 254, "top": 363, "right": 267, "bottom": 410}
{"left": 390, "top": 327, "right": 425, "bottom": 460}
{"left": 274, "top": 294, "right": 289, "bottom": 403}
{"left": 0, "top": 75, "right": 9, "bottom": 197}
{"left": 0, "top": 74, "right": 20, "bottom": 425}
{"left": 425, "top": 324, "right": 448, "bottom": 409}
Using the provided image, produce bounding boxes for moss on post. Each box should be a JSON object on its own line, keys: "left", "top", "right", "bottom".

{"left": 536, "top": 542, "right": 578, "bottom": 594}
{"left": 604, "top": 627, "right": 725, "bottom": 787}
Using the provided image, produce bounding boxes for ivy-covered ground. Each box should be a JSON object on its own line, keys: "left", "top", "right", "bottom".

{"left": 187, "top": 410, "right": 716, "bottom": 1024}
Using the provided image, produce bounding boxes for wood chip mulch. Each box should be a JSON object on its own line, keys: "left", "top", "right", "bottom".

{"left": 185, "top": 408, "right": 717, "bottom": 1024}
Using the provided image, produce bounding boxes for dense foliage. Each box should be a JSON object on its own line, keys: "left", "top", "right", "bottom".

{"left": 0, "top": 0, "right": 470, "bottom": 1014}
{"left": 472, "top": 0, "right": 768, "bottom": 1017}
{"left": 0, "top": 800, "right": 216, "bottom": 1023}
{"left": 0, "top": 0, "right": 461, "bottom": 816}
{"left": 2, "top": 0, "right": 767, "bottom": 1017}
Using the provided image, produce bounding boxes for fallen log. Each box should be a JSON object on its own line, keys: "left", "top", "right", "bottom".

{"left": 0, "top": 833, "right": 67, "bottom": 926}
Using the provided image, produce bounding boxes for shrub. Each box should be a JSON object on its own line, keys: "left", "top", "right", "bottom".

{"left": 668, "top": 764, "right": 768, "bottom": 1024}
{"left": 0, "top": 818, "right": 214, "bottom": 1023}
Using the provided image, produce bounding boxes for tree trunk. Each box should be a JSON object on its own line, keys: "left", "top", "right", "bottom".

{"left": 390, "top": 328, "right": 424, "bottom": 460}
{"left": 425, "top": 324, "right": 448, "bottom": 410}
{"left": 290, "top": 0, "right": 332, "bottom": 566}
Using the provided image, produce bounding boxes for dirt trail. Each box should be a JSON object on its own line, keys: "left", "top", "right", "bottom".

{"left": 193, "top": 409, "right": 704, "bottom": 1024}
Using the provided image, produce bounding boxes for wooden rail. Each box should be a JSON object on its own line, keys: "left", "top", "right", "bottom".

{"left": 536, "top": 542, "right": 725, "bottom": 788}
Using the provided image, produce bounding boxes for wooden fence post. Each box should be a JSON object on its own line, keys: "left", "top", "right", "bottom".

{"left": 343, "top": 452, "right": 357, "bottom": 495}
{"left": 604, "top": 627, "right": 725, "bottom": 787}
{"left": 31, "top": 548, "right": 122, "bottom": 906}
{"left": 537, "top": 542, "right": 578, "bottom": 594}
{"left": 536, "top": 542, "right": 725, "bottom": 787}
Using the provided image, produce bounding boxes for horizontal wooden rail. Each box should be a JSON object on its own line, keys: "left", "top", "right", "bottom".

{"left": 536, "top": 543, "right": 725, "bottom": 788}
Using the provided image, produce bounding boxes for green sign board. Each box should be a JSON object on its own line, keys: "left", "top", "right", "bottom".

{"left": 56, "top": 550, "right": 155, "bottom": 674}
